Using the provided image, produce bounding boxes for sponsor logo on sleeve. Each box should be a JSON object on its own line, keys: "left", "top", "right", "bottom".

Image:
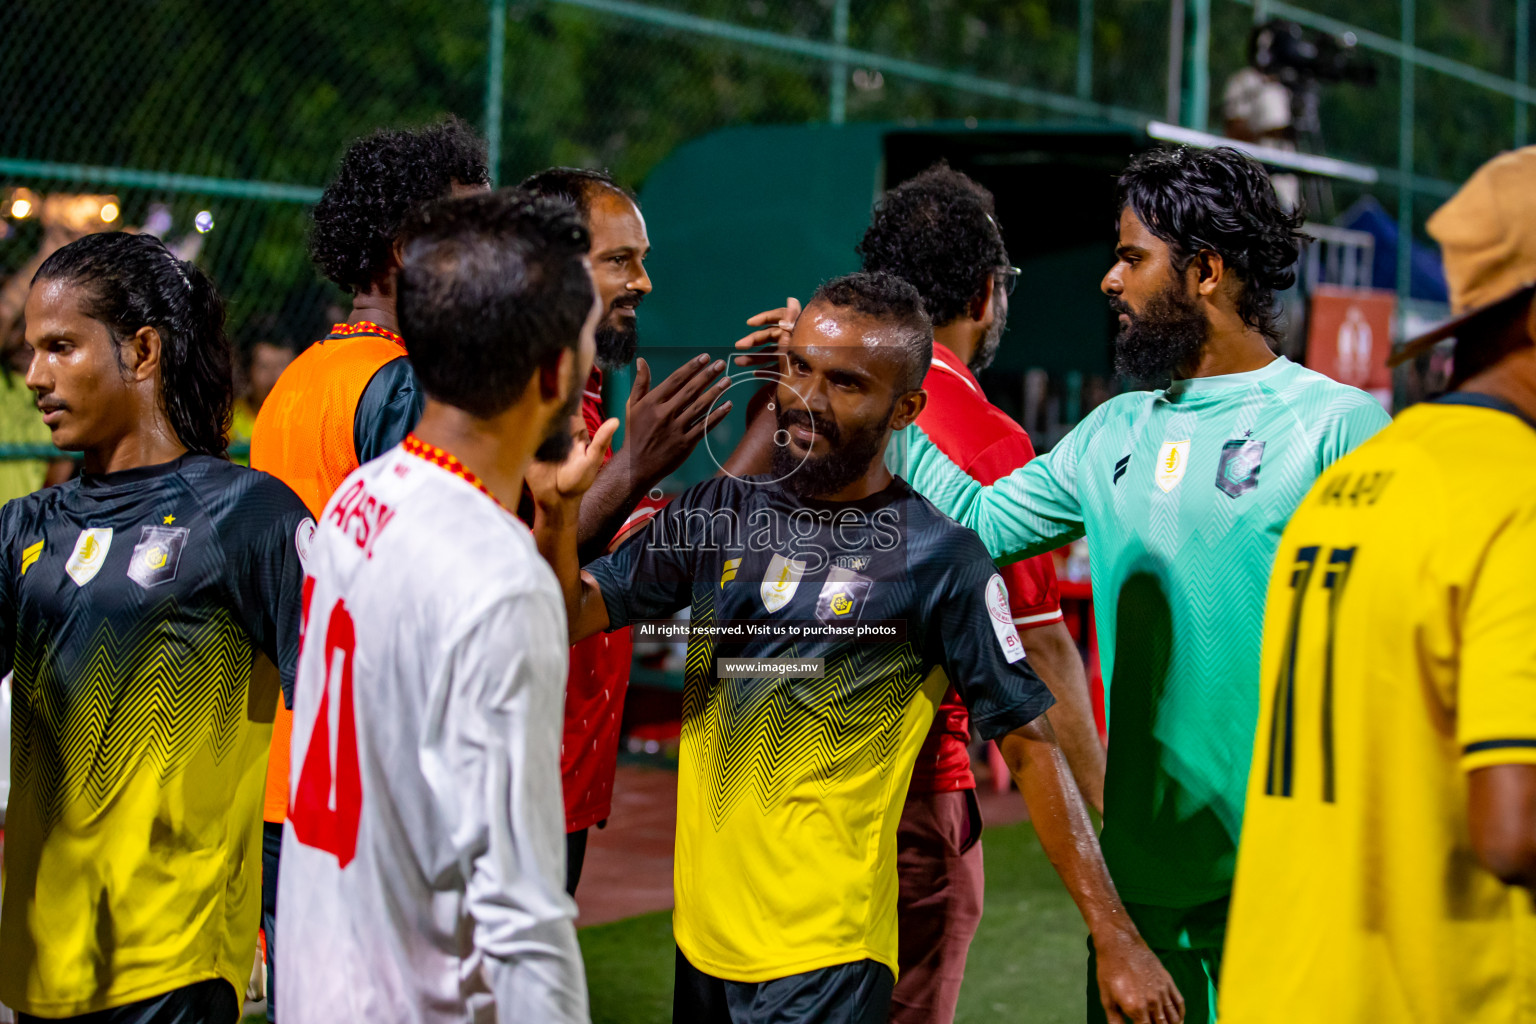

{"left": 128, "top": 525, "right": 189, "bottom": 589}
{"left": 1154, "top": 439, "right": 1190, "bottom": 493}
{"left": 294, "top": 518, "right": 316, "bottom": 570}
{"left": 65, "top": 528, "right": 113, "bottom": 587}
{"left": 761, "top": 553, "right": 806, "bottom": 613}
{"left": 986, "top": 574, "right": 1027, "bottom": 663}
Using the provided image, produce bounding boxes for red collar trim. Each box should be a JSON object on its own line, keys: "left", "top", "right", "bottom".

{"left": 327, "top": 321, "right": 405, "bottom": 346}
{"left": 930, "top": 343, "right": 983, "bottom": 396}
{"left": 402, "top": 434, "right": 507, "bottom": 511}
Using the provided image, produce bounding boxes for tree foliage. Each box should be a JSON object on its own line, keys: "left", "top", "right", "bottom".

{"left": 0, "top": 0, "right": 1528, "bottom": 344}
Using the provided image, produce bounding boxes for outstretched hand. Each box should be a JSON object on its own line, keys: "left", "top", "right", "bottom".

{"left": 526, "top": 415, "right": 619, "bottom": 510}
{"left": 621, "top": 355, "right": 732, "bottom": 486}
{"left": 732, "top": 297, "right": 801, "bottom": 379}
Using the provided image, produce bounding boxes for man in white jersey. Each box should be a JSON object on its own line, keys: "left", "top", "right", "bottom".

{"left": 276, "top": 191, "right": 614, "bottom": 1023}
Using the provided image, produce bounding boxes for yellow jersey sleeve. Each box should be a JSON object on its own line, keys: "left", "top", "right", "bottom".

{"left": 1458, "top": 498, "right": 1536, "bottom": 772}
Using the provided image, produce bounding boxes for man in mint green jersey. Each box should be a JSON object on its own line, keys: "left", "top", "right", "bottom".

{"left": 887, "top": 146, "right": 1390, "bottom": 1022}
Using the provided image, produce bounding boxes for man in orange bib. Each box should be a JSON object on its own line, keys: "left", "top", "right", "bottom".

{"left": 248, "top": 116, "right": 490, "bottom": 1020}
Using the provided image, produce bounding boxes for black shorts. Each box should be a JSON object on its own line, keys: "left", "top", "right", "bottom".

{"left": 673, "top": 949, "right": 893, "bottom": 1024}
{"left": 19, "top": 978, "right": 239, "bottom": 1024}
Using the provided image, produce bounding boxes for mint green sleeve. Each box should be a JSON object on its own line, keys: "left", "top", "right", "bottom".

{"left": 1320, "top": 391, "right": 1392, "bottom": 469}
{"left": 901, "top": 419, "right": 1089, "bottom": 566}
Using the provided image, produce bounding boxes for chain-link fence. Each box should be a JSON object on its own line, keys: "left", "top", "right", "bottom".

{"left": 1, "top": 0, "right": 1530, "bottom": 370}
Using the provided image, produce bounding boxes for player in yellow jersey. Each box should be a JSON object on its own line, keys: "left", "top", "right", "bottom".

{"left": 1221, "top": 147, "right": 1536, "bottom": 1022}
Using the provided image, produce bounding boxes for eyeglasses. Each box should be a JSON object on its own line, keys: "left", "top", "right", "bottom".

{"left": 996, "top": 266, "right": 1021, "bottom": 296}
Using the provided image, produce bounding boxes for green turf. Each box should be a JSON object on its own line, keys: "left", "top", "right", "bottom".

{"left": 578, "top": 820, "right": 1087, "bottom": 1024}
{"left": 953, "top": 820, "right": 1088, "bottom": 1023}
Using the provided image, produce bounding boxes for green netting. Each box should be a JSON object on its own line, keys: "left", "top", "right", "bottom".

{"left": 0, "top": 0, "right": 1530, "bottom": 354}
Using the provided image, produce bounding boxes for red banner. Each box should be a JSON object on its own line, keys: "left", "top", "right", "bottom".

{"left": 1305, "top": 285, "right": 1396, "bottom": 392}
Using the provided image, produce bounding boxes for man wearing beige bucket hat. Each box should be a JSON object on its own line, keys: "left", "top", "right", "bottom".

{"left": 1221, "top": 145, "right": 1536, "bottom": 1022}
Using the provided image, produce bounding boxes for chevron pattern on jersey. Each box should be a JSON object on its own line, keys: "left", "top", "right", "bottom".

{"left": 902, "top": 357, "right": 1390, "bottom": 906}
{"left": 680, "top": 587, "right": 718, "bottom": 793}
{"left": 680, "top": 589, "right": 926, "bottom": 830}
{"left": 10, "top": 596, "right": 252, "bottom": 833}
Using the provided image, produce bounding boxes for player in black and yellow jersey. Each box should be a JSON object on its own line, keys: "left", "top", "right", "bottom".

{"left": 534, "top": 272, "right": 1183, "bottom": 1024}
{"left": 1222, "top": 148, "right": 1536, "bottom": 1022}
{"left": 0, "top": 233, "right": 310, "bottom": 1022}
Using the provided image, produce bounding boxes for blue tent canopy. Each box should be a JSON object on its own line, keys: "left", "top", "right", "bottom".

{"left": 1338, "top": 196, "right": 1449, "bottom": 303}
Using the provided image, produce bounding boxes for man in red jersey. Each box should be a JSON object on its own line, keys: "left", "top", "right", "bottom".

{"left": 520, "top": 167, "right": 732, "bottom": 894}
{"left": 867, "top": 165, "right": 1109, "bottom": 1023}
{"left": 732, "top": 164, "right": 1106, "bottom": 1024}
{"left": 863, "top": 167, "right": 1106, "bottom": 1024}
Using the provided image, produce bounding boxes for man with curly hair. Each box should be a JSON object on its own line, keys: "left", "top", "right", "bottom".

{"left": 894, "top": 146, "right": 1390, "bottom": 1023}
{"left": 857, "top": 164, "right": 1106, "bottom": 1024}
{"left": 247, "top": 115, "right": 489, "bottom": 1020}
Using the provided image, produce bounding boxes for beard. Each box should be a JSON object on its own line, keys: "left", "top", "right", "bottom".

{"left": 594, "top": 314, "right": 639, "bottom": 371}
{"left": 532, "top": 370, "right": 585, "bottom": 464}
{"left": 770, "top": 402, "right": 891, "bottom": 498}
{"left": 968, "top": 310, "right": 1006, "bottom": 374}
{"left": 1110, "top": 280, "right": 1209, "bottom": 386}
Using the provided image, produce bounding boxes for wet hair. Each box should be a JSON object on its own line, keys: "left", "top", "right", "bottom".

{"left": 34, "top": 232, "right": 232, "bottom": 457}
{"left": 857, "top": 161, "right": 1009, "bottom": 327}
{"left": 517, "top": 167, "right": 636, "bottom": 226}
{"left": 809, "top": 271, "right": 934, "bottom": 393}
{"left": 310, "top": 116, "right": 489, "bottom": 294}
{"left": 1117, "top": 145, "right": 1306, "bottom": 342}
{"left": 397, "top": 189, "right": 593, "bottom": 418}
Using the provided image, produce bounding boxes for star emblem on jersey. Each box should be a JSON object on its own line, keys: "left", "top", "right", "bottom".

{"left": 760, "top": 553, "right": 805, "bottom": 613}
{"left": 985, "top": 574, "right": 1026, "bottom": 663}
{"left": 1216, "top": 439, "right": 1266, "bottom": 499}
{"left": 162, "top": 514, "right": 176, "bottom": 525}
{"left": 128, "top": 525, "right": 188, "bottom": 589}
{"left": 1155, "top": 439, "right": 1191, "bottom": 493}
{"left": 65, "top": 528, "right": 114, "bottom": 587}
{"left": 816, "top": 567, "right": 872, "bottom": 621}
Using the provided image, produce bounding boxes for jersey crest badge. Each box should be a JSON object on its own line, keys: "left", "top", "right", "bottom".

{"left": 1215, "top": 439, "right": 1266, "bottom": 498}
{"left": 761, "top": 554, "right": 806, "bottom": 613}
{"left": 1155, "top": 439, "right": 1191, "bottom": 493}
{"left": 816, "top": 567, "right": 871, "bottom": 621}
{"left": 65, "top": 528, "right": 113, "bottom": 587}
{"left": 128, "top": 525, "right": 189, "bottom": 589}
{"left": 985, "top": 574, "right": 1026, "bottom": 663}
